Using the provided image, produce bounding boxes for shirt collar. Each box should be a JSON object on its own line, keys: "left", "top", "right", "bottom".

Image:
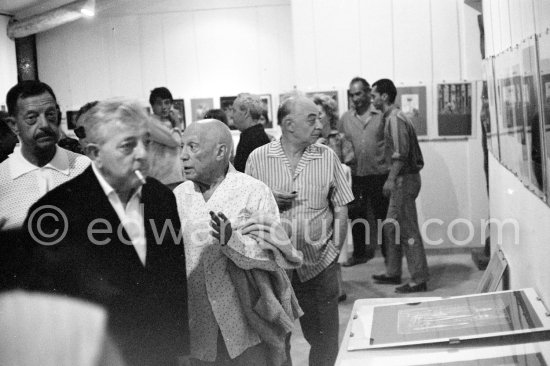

{"left": 9, "top": 145, "right": 70, "bottom": 180}
{"left": 91, "top": 162, "right": 142, "bottom": 201}
{"left": 353, "top": 104, "right": 380, "bottom": 118}
{"left": 382, "top": 105, "right": 398, "bottom": 120}
{"left": 267, "top": 139, "right": 323, "bottom": 159}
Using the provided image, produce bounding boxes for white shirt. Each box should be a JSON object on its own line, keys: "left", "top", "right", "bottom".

{"left": 0, "top": 145, "right": 90, "bottom": 230}
{"left": 91, "top": 163, "right": 146, "bottom": 265}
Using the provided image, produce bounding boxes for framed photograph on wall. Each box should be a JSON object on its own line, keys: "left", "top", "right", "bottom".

{"left": 397, "top": 86, "right": 427, "bottom": 136}
{"left": 66, "top": 110, "right": 78, "bottom": 130}
{"left": 437, "top": 83, "right": 472, "bottom": 136}
{"left": 536, "top": 31, "right": 550, "bottom": 203}
{"left": 220, "top": 96, "right": 237, "bottom": 130}
{"left": 191, "top": 98, "right": 214, "bottom": 123}
{"left": 259, "top": 94, "right": 273, "bottom": 128}
{"left": 172, "top": 99, "right": 186, "bottom": 130}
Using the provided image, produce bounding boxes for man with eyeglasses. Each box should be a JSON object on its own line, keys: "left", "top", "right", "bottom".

{"left": 0, "top": 80, "right": 89, "bottom": 230}
{"left": 21, "top": 99, "right": 190, "bottom": 366}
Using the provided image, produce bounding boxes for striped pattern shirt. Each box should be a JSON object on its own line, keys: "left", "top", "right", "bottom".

{"left": 383, "top": 106, "right": 424, "bottom": 175}
{"left": 246, "top": 141, "right": 354, "bottom": 282}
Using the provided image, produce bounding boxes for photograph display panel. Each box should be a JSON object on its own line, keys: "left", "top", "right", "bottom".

{"left": 484, "top": 58, "right": 501, "bottom": 159}
{"left": 397, "top": 86, "right": 427, "bottom": 136}
{"left": 172, "top": 99, "right": 186, "bottom": 130}
{"left": 437, "top": 83, "right": 472, "bottom": 136}
{"left": 521, "top": 40, "right": 544, "bottom": 193}
{"left": 347, "top": 289, "right": 550, "bottom": 350}
{"left": 538, "top": 32, "right": 550, "bottom": 200}
{"left": 66, "top": 110, "right": 78, "bottom": 130}
{"left": 220, "top": 96, "right": 237, "bottom": 130}
{"left": 413, "top": 352, "right": 547, "bottom": 366}
{"left": 190, "top": 98, "right": 214, "bottom": 123}
{"left": 259, "top": 94, "right": 273, "bottom": 128}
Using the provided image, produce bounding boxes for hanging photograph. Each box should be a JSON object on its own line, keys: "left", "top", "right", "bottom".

{"left": 220, "top": 96, "right": 237, "bottom": 130}
{"left": 397, "top": 86, "right": 427, "bottom": 136}
{"left": 413, "top": 353, "right": 547, "bottom": 366}
{"left": 190, "top": 98, "right": 214, "bottom": 123}
{"left": 437, "top": 83, "right": 472, "bottom": 136}
{"left": 347, "top": 288, "right": 550, "bottom": 350}
{"left": 172, "top": 99, "right": 186, "bottom": 130}
{"left": 66, "top": 110, "right": 78, "bottom": 130}
{"left": 259, "top": 94, "right": 273, "bottom": 128}
{"left": 537, "top": 31, "right": 550, "bottom": 204}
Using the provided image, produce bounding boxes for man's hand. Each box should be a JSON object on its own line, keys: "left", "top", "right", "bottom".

{"left": 272, "top": 189, "right": 298, "bottom": 211}
{"left": 209, "top": 211, "right": 233, "bottom": 245}
{"left": 383, "top": 178, "right": 395, "bottom": 197}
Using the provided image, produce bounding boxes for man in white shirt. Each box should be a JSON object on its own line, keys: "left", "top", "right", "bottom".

{"left": 0, "top": 80, "right": 89, "bottom": 230}
{"left": 174, "top": 119, "right": 302, "bottom": 365}
{"left": 22, "top": 99, "right": 189, "bottom": 366}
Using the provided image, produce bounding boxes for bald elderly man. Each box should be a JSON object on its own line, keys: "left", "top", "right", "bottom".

{"left": 174, "top": 119, "right": 302, "bottom": 365}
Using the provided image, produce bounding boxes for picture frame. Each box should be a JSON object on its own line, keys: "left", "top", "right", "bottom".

{"left": 220, "top": 96, "right": 238, "bottom": 129}
{"left": 347, "top": 288, "right": 550, "bottom": 351}
{"left": 259, "top": 94, "right": 273, "bottom": 128}
{"left": 437, "top": 83, "right": 472, "bottom": 136}
{"left": 190, "top": 98, "right": 214, "bottom": 123}
{"left": 172, "top": 99, "right": 186, "bottom": 130}
{"left": 397, "top": 86, "right": 427, "bottom": 136}
{"left": 475, "top": 249, "right": 507, "bottom": 293}
{"left": 66, "top": 110, "right": 78, "bottom": 130}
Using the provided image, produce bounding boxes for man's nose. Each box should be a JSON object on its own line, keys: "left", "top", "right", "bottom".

{"left": 37, "top": 113, "right": 50, "bottom": 128}
{"left": 180, "top": 147, "right": 189, "bottom": 161}
{"left": 134, "top": 140, "right": 148, "bottom": 159}
{"left": 314, "top": 117, "right": 323, "bottom": 129}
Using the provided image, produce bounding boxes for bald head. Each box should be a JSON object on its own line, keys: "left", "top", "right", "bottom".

{"left": 181, "top": 119, "right": 234, "bottom": 185}
{"left": 186, "top": 119, "right": 233, "bottom": 157}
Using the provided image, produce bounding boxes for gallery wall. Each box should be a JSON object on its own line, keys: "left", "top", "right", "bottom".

{"left": 35, "top": 0, "right": 294, "bottom": 121}
{"left": 31, "top": 0, "right": 488, "bottom": 248}
{"left": 483, "top": 0, "right": 550, "bottom": 306}
{"left": 290, "top": 0, "right": 488, "bottom": 249}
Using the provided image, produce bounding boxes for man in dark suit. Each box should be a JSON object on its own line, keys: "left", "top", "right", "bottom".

{"left": 22, "top": 98, "right": 189, "bottom": 366}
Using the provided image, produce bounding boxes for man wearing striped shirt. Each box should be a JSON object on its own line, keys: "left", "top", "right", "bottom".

{"left": 246, "top": 94, "right": 354, "bottom": 366}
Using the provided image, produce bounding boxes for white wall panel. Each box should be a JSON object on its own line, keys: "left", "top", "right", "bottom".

{"left": 0, "top": 15, "right": 17, "bottom": 110}
{"left": 256, "top": 5, "right": 295, "bottom": 93}
{"left": 161, "top": 12, "right": 197, "bottom": 98}
{"left": 105, "top": 16, "right": 143, "bottom": 98}
{"left": 358, "top": 0, "right": 393, "bottom": 81}
{"left": 497, "top": 0, "right": 512, "bottom": 53}
{"left": 313, "top": 0, "right": 360, "bottom": 89}
{"left": 508, "top": 0, "right": 523, "bottom": 47}
{"left": 482, "top": 0, "right": 495, "bottom": 57}
{"left": 518, "top": 0, "right": 535, "bottom": 40}
{"left": 431, "top": 0, "right": 461, "bottom": 82}
{"left": 462, "top": 3, "right": 482, "bottom": 79}
{"left": 290, "top": 0, "right": 317, "bottom": 89}
{"left": 533, "top": 0, "right": 550, "bottom": 34}
{"left": 139, "top": 15, "right": 169, "bottom": 97}
{"left": 392, "top": 0, "right": 431, "bottom": 83}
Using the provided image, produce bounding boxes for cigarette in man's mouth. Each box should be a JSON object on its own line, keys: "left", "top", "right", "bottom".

{"left": 134, "top": 170, "right": 146, "bottom": 184}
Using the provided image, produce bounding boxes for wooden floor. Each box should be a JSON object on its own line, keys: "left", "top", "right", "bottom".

{"left": 289, "top": 248, "right": 485, "bottom": 366}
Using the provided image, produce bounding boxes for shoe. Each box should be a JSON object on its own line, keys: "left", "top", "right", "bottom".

{"left": 372, "top": 274, "right": 401, "bottom": 285}
{"left": 342, "top": 256, "right": 369, "bottom": 267}
{"left": 338, "top": 293, "right": 347, "bottom": 302}
{"left": 395, "top": 282, "right": 427, "bottom": 293}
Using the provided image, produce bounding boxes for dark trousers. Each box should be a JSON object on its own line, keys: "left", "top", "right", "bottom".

{"left": 289, "top": 260, "right": 339, "bottom": 366}
{"left": 349, "top": 174, "right": 389, "bottom": 259}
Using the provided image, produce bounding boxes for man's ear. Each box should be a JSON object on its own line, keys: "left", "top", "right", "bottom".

{"left": 216, "top": 144, "right": 228, "bottom": 161}
{"left": 6, "top": 116, "right": 18, "bottom": 136}
{"left": 282, "top": 116, "right": 294, "bottom": 133}
{"left": 85, "top": 143, "right": 100, "bottom": 161}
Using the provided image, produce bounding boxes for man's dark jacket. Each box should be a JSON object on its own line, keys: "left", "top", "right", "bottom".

{"left": 21, "top": 166, "right": 189, "bottom": 366}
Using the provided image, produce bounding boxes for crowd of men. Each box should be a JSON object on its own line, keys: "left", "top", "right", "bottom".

{"left": 0, "top": 76, "right": 428, "bottom": 366}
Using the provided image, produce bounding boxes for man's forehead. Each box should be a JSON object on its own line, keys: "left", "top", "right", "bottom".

{"left": 17, "top": 92, "right": 56, "bottom": 108}
{"left": 105, "top": 121, "right": 146, "bottom": 138}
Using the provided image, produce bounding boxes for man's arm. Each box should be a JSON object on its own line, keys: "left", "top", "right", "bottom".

{"left": 333, "top": 205, "right": 348, "bottom": 252}
{"left": 383, "top": 160, "right": 405, "bottom": 197}
{"left": 383, "top": 113, "right": 408, "bottom": 197}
